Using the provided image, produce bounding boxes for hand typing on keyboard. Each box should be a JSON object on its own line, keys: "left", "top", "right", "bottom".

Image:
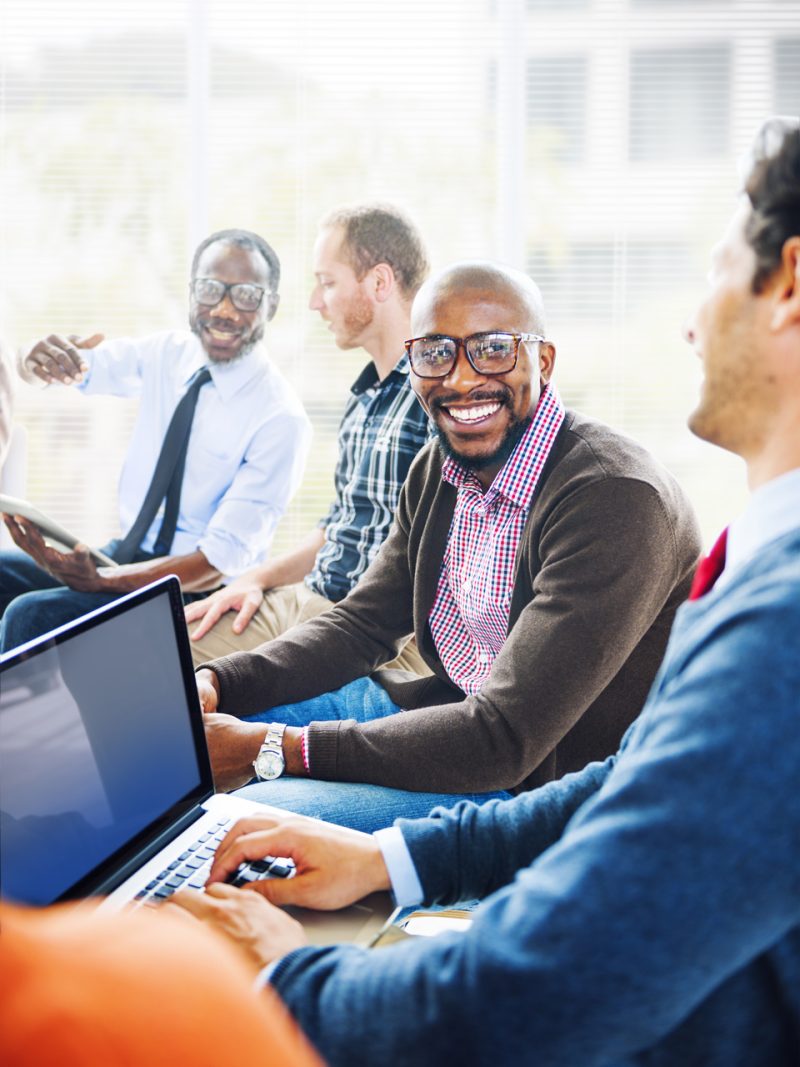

{"left": 164, "top": 811, "right": 392, "bottom": 969}
{"left": 206, "top": 812, "right": 390, "bottom": 910}
{"left": 134, "top": 817, "right": 295, "bottom": 907}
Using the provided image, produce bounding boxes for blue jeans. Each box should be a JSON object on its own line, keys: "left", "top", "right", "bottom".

{"left": 0, "top": 550, "right": 123, "bottom": 653}
{"left": 0, "top": 545, "right": 206, "bottom": 653}
{"left": 235, "top": 676, "right": 512, "bottom": 833}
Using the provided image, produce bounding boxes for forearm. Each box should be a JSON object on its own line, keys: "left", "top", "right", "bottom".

{"left": 98, "top": 550, "right": 221, "bottom": 594}
{"left": 251, "top": 527, "right": 325, "bottom": 591}
{"left": 212, "top": 519, "right": 416, "bottom": 716}
{"left": 396, "top": 758, "right": 614, "bottom": 905}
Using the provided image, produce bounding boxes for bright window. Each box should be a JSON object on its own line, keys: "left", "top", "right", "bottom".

{"left": 1, "top": 0, "right": 798, "bottom": 555}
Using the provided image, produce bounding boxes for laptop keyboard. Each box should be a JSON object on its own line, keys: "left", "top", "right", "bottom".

{"left": 134, "top": 817, "right": 295, "bottom": 906}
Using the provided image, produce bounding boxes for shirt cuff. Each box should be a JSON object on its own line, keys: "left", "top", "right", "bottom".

{"left": 373, "top": 826, "right": 424, "bottom": 908}
{"left": 254, "top": 959, "right": 282, "bottom": 989}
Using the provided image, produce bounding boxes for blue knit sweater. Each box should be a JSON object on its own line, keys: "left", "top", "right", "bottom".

{"left": 272, "top": 529, "right": 800, "bottom": 1066}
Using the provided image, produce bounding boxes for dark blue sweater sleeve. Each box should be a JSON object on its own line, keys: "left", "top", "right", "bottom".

{"left": 395, "top": 756, "right": 614, "bottom": 904}
{"left": 270, "top": 578, "right": 800, "bottom": 1067}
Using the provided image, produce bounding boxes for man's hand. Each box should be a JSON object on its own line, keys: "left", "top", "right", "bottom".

{"left": 204, "top": 713, "right": 268, "bottom": 791}
{"left": 185, "top": 576, "right": 265, "bottom": 640}
{"left": 3, "top": 516, "right": 110, "bottom": 592}
{"left": 206, "top": 813, "right": 391, "bottom": 911}
{"left": 164, "top": 883, "right": 308, "bottom": 969}
{"left": 196, "top": 668, "right": 221, "bottom": 713}
{"left": 23, "top": 332, "right": 104, "bottom": 385}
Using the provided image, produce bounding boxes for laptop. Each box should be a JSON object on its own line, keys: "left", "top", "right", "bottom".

{"left": 0, "top": 576, "right": 395, "bottom": 946}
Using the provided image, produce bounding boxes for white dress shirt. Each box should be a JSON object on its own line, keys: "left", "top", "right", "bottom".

{"left": 718, "top": 467, "right": 800, "bottom": 590}
{"left": 79, "top": 331, "right": 312, "bottom": 575}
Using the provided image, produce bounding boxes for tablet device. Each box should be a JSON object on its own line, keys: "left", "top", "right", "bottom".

{"left": 0, "top": 494, "right": 118, "bottom": 568}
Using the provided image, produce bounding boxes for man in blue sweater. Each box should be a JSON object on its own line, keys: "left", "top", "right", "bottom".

{"left": 170, "top": 116, "right": 800, "bottom": 1066}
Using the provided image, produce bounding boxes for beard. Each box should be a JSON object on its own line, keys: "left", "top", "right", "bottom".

{"left": 190, "top": 313, "right": 264, "bottom": 364}
{"left": 333, "top": 290, "right": 374, "bottom": 349}
{"left": 434, "top": 409, "right": 533, "bottom": 473}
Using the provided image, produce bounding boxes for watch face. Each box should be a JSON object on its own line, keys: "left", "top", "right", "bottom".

{"left": 255, "top": 749, "right": 284, "bottom": 781}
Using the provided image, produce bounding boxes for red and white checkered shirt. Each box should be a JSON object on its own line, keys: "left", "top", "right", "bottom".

{"left": 428, "top": 384, "right": 565, "bottom": 695}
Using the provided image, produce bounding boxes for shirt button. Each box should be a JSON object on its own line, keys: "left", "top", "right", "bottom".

{"left": 462, "top": 579, "right": 472, "bottom": 593}
{"left": 477, "top": 652, "right": 490, "bottom": 664}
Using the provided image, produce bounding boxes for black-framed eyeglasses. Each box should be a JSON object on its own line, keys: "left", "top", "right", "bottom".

{"left": 190, "top": 278, "right": 269, "bottom": 313}
{"left": 405, "top": 332, "right": 544, "bottom": 379}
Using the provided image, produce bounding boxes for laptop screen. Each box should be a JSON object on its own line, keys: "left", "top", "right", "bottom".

{"left": 0, "top": 578, "right": 211, "bottom": 905}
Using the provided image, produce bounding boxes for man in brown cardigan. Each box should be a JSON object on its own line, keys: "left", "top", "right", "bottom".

{"left": 196, "top": 262, "right": 701, "bottom": 831}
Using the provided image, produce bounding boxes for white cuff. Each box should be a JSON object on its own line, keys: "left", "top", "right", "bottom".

{"left": 373, "top": 826, "right": 424, "bottom": 908}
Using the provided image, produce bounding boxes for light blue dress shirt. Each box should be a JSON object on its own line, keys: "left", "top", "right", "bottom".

{"left": 719, "top": 466, "right": 800, "bottom": 589}
{"left": 78, "top": 330, "right": 312, "bottom": 575}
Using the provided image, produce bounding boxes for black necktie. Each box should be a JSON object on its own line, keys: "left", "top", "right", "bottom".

{"left": 113, "top": 366, "right": 212, "bottom": 564}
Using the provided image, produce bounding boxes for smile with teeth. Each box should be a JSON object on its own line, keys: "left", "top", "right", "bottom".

{"left": 444, "top": 401, "right": 502, "bottom": 424}
{"left": 205, "top": 325, "right": 240, "bottom": 342}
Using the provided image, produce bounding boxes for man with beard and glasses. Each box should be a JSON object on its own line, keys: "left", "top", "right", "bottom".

{"left": 0, "top": 229, "right": 311, "bottom": 652}
{"left": 184, "top": 205, "right": 432, "bottom": 675}
{"left": 194, "top": 261, "right": 700, "bottom": 832}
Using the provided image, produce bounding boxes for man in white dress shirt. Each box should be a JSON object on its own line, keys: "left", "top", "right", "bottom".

{"left": 0, "top": 228, "right": 311, "bottom": 653}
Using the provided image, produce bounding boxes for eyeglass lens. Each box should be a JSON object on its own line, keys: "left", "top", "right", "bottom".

{"left": 192, "top": 278, "right": 264, "bottom": 312}
{"left": 409, "top": 333, "right": 518, "bottom": 377}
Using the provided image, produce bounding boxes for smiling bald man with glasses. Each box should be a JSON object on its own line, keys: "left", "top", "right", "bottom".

{"left": 196, "top": 260, "right": 701, "bottom": 833}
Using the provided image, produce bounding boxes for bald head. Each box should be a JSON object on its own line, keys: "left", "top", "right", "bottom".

{"left": 411, "top": 261, "right": 547, "bottom": 337}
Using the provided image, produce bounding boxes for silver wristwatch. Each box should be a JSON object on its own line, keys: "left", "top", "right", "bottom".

{"left": 253, "top": 723, "right": 287, "bottom": 781}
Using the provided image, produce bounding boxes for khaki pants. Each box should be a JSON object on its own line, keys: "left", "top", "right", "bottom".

{"left": 189, "top": 580, "right": 430, "bottom": 677}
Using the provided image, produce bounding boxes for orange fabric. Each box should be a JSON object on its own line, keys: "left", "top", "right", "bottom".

{"left": 0, "top": 902, "right": 322, "bottom": 1066}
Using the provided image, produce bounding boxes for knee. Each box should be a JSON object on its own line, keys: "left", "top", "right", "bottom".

{"left": 1, "top": 592, "right": 44, "bottom": 651}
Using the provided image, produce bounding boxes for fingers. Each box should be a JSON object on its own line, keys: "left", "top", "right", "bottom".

{"left": 195, "top": 668, "right": 220, "bottom": 711}
{"left": 184, "top": 599, "right": 206, "bottom": 624}
{"left": 196, "top": 681, "right": 218, "bottom": 713}
{"left": 232, "top": 591, "right": 262, "bottom": 634}
{"left": 166, "top": 884, "right": 232, "bottom": 919}
{"left": 189, "top": 598, "right": 226, "bottom": 640}
{"left": 25, "top": 335, "right": 90, "bottom": 385}
{"left": 207, "top": 817, "right": 286, "bottom": 883}
{"left": 6, "top": 515, "right": 48, "bottom": 559}
{"left": 74, "top": 332, "right": 104, "bottom": 349}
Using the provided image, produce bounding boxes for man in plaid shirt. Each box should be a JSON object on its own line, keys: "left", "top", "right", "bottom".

{"left": 197, "top": 262, "right": 701, "bottom": 832}
{"left": 185, "top": 204, "right": 431, "bottom": 674}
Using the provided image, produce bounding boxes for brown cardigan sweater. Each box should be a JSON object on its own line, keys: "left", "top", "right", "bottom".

{"left": 211, "top": 411, "right": 702, "bottom": 795}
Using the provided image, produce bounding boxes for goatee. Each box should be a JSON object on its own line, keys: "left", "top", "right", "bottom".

{"left": 435, "top": 414, "right": 532, "bottom": 473}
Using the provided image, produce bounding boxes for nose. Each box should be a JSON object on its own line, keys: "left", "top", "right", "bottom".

{"left": 212, "top": 290, "right": 242, "bottom": 320}
{"left": 309, "top": 284, "right": 323, "bottom": 311}
{"left": 441, "top": 343, "right": 487, "bottom": 390}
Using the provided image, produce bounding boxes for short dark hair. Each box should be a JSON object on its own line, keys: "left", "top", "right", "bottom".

{"left": 743, "top": 118, "right": 800, "bottom": 293}
{"left": 320, "top": 203, "right": 429, "bottom": 298}
{"left": 191, "top": 229, "right": 280, "bottom": 291}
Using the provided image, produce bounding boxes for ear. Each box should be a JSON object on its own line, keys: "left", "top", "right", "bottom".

{"left": 770, "top": 236, "right": 800, "bottom": 332}
{"left": 370, "top": 263, "right": 396, "bottom": 304}
{"left": 264, "top": 292, "right": 280, "bottom": 323}
{"left": 538, "top": 341, "right": 556, "bottom": 384}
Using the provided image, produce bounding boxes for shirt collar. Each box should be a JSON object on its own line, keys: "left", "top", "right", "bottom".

{"left": 442, "top": 384, "right": 565, "bottom": 509}
{"left": 180, "top": 334, "right": 269, "bottom": 402}
{"left": 721, "top": 467, "right": 800, "bottom": 585}
{"left": 351, "top": 353, "right": 410, "bottom": 397}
